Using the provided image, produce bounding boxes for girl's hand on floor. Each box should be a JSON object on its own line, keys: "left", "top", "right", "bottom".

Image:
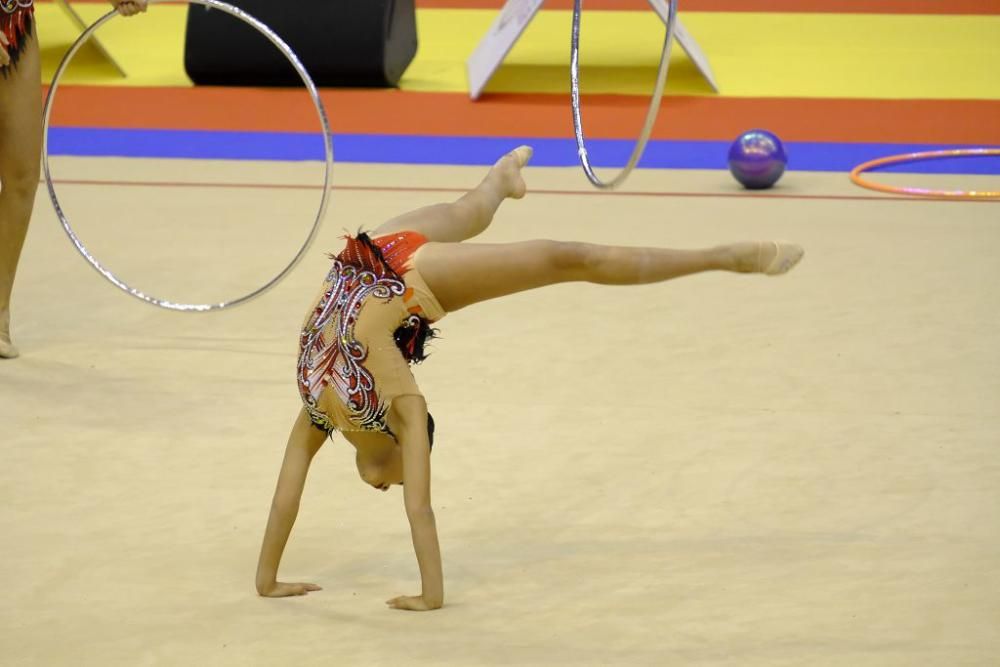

{"left": 258, "top": 581, "right": 322, "bottom": 598}
{"left": 386, "top": 594, "right": 441, "bottom": 611}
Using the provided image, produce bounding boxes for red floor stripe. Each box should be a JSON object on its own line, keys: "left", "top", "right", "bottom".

{"left": 44, "top": 86, "right": 1000, "bottom": 145}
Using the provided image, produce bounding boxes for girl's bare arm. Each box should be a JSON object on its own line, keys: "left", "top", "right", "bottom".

{"left": 255, "top": 408, "right": 327, "bottom": 597}
{"left": 386, "top": 395, "right": 444, "bottom": 611}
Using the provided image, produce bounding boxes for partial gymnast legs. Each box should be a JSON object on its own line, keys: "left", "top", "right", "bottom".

{"left": 0, "top": 34, "right": 42, "bottom": 359}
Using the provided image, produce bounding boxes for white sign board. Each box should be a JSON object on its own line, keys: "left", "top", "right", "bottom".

{"left": 466, "top": 0, "right": 545, "bottom": 100}
{"left": 647, "top": 0, "right": 718, "bottom": 92}
{"left": 56, "top": 0, "right": 126, "bottom": 77}
{"left": 465, "top": 0, "right": 718, "bottom": 100}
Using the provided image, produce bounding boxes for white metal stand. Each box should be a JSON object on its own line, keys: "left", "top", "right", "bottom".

{"left": 466, "top": 0, "right": 718, "bottom": 100}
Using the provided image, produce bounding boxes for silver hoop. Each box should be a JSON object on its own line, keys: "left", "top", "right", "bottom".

{"left": 570, "top": 0, "right": 677, "bottom": 190}
{"left": 41, "top": 0, "right": 334, "bottom": 312}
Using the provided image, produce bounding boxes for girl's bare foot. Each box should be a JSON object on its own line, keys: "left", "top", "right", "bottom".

{"left": 724, "top": 241, "right": 804, "bottom": 276}
{"left": 0, "top": 309, "right": 18, "bottom": 359}
{"left": 491, "top": 145, "right": 533, "bottom": 200}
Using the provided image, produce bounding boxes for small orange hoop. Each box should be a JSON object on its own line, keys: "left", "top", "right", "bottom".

{"left": 849, "top": 148, "right": 1000, "bottom": 200}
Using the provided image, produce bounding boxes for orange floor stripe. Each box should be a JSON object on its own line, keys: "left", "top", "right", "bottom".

{"left": 43, "top": 86, "right": 1000, "bottom": 144}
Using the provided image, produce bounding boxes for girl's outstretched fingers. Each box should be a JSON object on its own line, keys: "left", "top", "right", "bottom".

{"left": 258, "top": 582, "right": 323, "bottom": 598}
{"left": 111, "top": 0, "right": 148, "bottom": 16}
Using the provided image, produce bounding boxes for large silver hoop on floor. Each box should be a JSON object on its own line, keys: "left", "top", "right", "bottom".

{"left": 41, "top": 0, "right": 334, "bottom": 312}
{"left": 570, "top": 0, "right": 677, "bottom": 190}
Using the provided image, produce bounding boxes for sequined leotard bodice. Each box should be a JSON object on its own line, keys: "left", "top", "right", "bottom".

{"left": 296, "top": 232, "right": 444, "bottom": 435}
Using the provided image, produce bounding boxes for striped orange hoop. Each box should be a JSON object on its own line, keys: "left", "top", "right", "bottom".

{"left": 849, "top": 148, "right": 1000, "bottom": 200}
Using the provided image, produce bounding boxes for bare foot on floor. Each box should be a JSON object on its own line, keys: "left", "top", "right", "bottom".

{"left": 726, "top": 241, "right": 805, "bottom": 276}
{"left": 491, "top": 145, "right": 533, "bottom": 200}
{"left": 0, "top": 310, "right": 18, "bottom": 359}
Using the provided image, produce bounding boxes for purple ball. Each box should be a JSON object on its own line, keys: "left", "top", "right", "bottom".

{"left": 728, "top": 129, "right": 787, "bottom": 189}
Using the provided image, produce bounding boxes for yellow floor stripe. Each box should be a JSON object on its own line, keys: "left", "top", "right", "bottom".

{"left": 37, "top": 4, "right": 1000, "bottom": 100}
{"left": 682, "top": 12, "right": 1000, "bottom": 100}
{"left": 412, "top": 10, "right": 1000, "bottom": 99}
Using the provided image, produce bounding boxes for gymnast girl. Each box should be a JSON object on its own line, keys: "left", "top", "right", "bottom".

{"left": 255, "top": 146, "right": 804, "bottom": 610}
{"left": 0, "top": 0, "right": 146, "bottom": 358}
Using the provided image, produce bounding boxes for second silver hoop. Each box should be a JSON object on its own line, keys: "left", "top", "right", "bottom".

{"left": 570, "top": 0, "right": 678, "bottom": 190}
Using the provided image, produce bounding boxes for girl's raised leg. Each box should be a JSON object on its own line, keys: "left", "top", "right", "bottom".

{"left": 412, "top": 239, "right": 803, "bottom": 313}
{"left": 370, "top": 146, "right": 532, "bottom": 243}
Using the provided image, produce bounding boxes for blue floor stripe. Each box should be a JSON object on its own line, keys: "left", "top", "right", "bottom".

{"left": 47, "top": 127, "right": 1000, "bottom": 175}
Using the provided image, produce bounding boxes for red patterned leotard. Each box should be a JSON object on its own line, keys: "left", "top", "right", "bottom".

{"left": 297, "top": 231, "right": 445, "bottom": 435}
{"left": 370, "top": 231, "right": 425, "bottom": 273}
{"left": 1, "top": 0, "right": 34, "bottom": 71}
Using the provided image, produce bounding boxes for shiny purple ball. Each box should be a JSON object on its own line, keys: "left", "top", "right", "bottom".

{"left": 728, "top": 129, "right": 787, "bottom": 189}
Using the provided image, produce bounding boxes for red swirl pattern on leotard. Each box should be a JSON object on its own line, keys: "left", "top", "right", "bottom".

{"left": 1, "top": 0, "right": 34, "bottom": 70}
{"left": 297, "top": 236, "right": 406, "bottom": 433}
